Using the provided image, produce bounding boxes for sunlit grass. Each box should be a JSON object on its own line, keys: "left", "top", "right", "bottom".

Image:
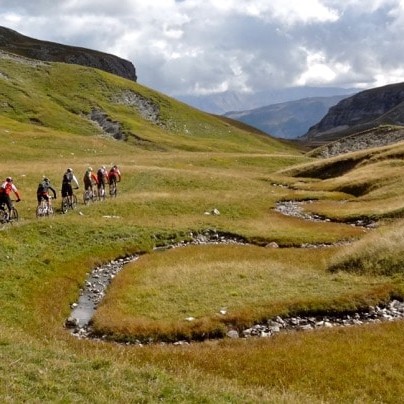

{"left": 92, "top": 245, "right": 399, "bottom": 341}
{"left": 328, "top": 219, "right": 404, "bottom": 277}
{"left": 1, "top": 52, "right": 404, "bottom": 402}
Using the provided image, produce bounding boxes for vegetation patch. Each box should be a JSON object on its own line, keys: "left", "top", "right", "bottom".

{"left": 91, "top": 245, "right": 401, "bottom": 342}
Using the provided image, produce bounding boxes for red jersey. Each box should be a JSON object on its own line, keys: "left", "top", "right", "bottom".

{"left": 0, "top": 181, "right": 20, "bottom": 199}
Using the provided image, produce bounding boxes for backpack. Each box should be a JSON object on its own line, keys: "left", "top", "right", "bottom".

{"left": 63, "top": 172, "right": 72, "bottom": 183}
{"left": 38, "top": 181, "right": 49, "bottom": 193}
{"left": 37, "top": 182, "right": 45, "bottom": 193}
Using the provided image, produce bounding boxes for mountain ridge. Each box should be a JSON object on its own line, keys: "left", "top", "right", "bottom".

{"left": 0, "top": 26, "right": 137, "bottom": 82}
{"left": 223, "top": 95, "right": 349, "bottom": 139}
{"left": 302, "top": 81, "right": 404, "bottom": 143}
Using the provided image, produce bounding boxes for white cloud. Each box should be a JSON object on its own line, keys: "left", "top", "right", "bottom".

{"left": 2, "top": 0, "right": 404, "bottom": 100}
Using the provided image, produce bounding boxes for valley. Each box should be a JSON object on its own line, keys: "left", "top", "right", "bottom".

{"left": 0, "top": 44, "right": 404, "bottom": 403}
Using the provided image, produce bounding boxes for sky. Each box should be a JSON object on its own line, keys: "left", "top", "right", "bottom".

{"left": 2, "top": 0, "right": 404, "bottom": 99}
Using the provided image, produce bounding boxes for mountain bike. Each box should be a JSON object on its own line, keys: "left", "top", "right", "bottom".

{"left": 0, "top": 200, "right": 19, "bottom": 224}
{"left": 83, "top": 184, "right": 98, "bottom": 205}
{"left": 36, "top": 196, "right": 54, "bottom": 218}
{"left": 61, "top": 191, "right": 78, "bottom": 214}
{"left": 97, "top": 183, "right": 106, "bottom": 201}
{"left": 109, "top": 178, "right": 118, "bottom": 198}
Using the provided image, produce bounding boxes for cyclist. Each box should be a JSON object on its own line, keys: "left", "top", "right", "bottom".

{"left": 97, "top": 166, "right": 109, "bottom": 197}
{"left": 61, "top": 168, "right": 79, "bottom": 199}
{"left": 108, "top": 165, "right": 121, "bottom": 185}
{"left": 0, "top": 177, "right": 21, "bottom": 216}
{"left": 37, "top": 177, "right": 57, "bottom": 206}
{"left": 83, "top": 167, "right": 98, "bottom": 197}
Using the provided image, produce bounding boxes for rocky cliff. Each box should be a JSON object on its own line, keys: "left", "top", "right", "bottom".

{"left": 302, "top": 82, "right": 404, "bottom": 143}
{"left": 0, "top": 26, "right": 137, "bottom": 82}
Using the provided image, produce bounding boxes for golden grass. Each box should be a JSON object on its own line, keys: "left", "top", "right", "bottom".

{"left": 92, "top": 245, "right": 398, "bottom": 341}
{"left": 1, "top": 54, "right": 404, "bottom": 402}
{"left": 328, "top": 219, "right": 404, "bottom": 276}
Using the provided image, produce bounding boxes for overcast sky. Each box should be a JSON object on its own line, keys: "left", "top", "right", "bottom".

{"left": 2, "top": 0, "right": 404, "bottom": 98}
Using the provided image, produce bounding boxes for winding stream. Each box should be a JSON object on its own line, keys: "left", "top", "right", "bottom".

{"left": 65, "top": 205, "right": 401, "bottom": 345}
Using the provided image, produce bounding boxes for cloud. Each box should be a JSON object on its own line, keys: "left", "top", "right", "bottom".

{"left": 1, "top": 0, "right": 404, "bottom": 97}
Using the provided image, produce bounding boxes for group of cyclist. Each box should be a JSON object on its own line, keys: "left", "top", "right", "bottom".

{"left": 59, "top": 165, "right": 121, "bottom": 204}
{"left": 0, "top": 165, "right": 121, "bottom": 218}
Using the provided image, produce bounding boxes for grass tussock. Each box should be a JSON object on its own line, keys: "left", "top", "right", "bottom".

{"left": 328, "top": 219, "right": 404, "bottom": 277}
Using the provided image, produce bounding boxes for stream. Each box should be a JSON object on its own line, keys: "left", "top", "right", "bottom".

{"left": 65, "top": 228, "right": 404, "bottom": 345}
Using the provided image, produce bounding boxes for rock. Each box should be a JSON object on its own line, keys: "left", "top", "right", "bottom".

{"left": 65, "top": 317, "right": 79, "bottom": 328}
{"left": 227, "top": 330, "right": 239, "bottom": 339}
{"left": 265, "top": 241, "right": 279, "bottom": 248}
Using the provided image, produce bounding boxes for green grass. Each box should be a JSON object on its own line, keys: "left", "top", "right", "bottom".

{"left": 93, "top": 245, "right": 398, "bottom": 342}
{"left": 1, "top": 52, "right": 404, "bottom": 402}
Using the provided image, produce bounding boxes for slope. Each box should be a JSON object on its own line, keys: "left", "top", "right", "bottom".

{"left": 0, "top": 50, "right": 295, "bottom": 154}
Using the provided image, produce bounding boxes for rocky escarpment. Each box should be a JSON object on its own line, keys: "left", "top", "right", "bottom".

{"left": 308, "top": 125, "right": 404, "bottom": 158}
{"left": 0, "top": 26, "right": 137, "bottom": 82}
{"left": 302, "top": 82, "right": 404, "bottom": 144}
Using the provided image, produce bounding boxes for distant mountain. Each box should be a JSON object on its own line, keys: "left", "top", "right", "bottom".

{"left": 176, "top": 87, "right": 356, "bottom": 115}
{"left": 0, "top": 26, "right": 137, "bottom": 82}
{"left": 223, "top": 95, "right": 349, "bottom": 139}
{"left": 301, "top": 82, "right": 404, "bottom": 144}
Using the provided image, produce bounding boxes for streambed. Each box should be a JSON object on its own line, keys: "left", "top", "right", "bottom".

{"left": 65, "top": 230, "right": 404, "bottom": 345}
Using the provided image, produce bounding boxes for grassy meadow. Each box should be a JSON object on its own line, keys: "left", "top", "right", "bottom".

{"left": 1, "top": 52, "right": 404, "bottom": 402}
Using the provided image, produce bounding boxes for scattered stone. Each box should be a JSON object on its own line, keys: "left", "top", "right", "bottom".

{"left": 265, "top": 241, "right": 279, "bottom": 248}
{"left": 65, "top": 317, "right": 79, "bottom": 328}
{"left": 227, "top": 330, "right": 239, "bottom": 339}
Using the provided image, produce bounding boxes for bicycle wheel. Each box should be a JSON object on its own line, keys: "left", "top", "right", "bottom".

{"left": 0, "top": 209, "right": 8, "bottom": 224}
{"left": 37, "top": 199, "right": 48, "bottom": 218}
{"left": 83, "top": 190, "right": 91, "bottom": 205}
{"left": 61, "top": 197, "right": 69, "bottom": 214}
{"left": 90, "top": 187, "right": 97, "bottom": 202}
{"left": 36, "top": 204, "right": 45, "bottom": 218}
{"left": 9, "top": 207, "right": 18, "bottom": 222}
{"left": 70, "top": 194, "right": 77, "bottom": 209}
{"left": 109, "top": 181, "right": 117, "bottom": 198}
{"left": 98, "top": 186, "right": 106, "bottom": 201}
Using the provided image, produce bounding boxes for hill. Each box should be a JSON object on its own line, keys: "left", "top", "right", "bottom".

{"left": 0, "top": 48, "right": 292, "bottom": 154}
{"left": 223, "top": 95, "right": 349, "bottom": 139}
{"left": 0, "top": 25, "right": 137, "bottom": 82}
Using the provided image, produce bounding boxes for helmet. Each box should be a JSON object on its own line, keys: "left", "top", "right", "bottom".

{"left": 67, "top": 168, "right": 72, "bottom": 173}
{"left": 87, "top": 167, "right": 93, "bottom": 172}
{"left": 102, "top": 166, "right": 106, "bottom": 170}
{"left": 43, "top": 177, "right": 49, "bottom": 182}
{"left": 6, "top": 177, "right": 12, "bottom": 182}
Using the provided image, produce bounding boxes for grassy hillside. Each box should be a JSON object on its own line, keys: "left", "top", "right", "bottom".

{"left": 1, "top": 51, "right": 404, "bottom": 402}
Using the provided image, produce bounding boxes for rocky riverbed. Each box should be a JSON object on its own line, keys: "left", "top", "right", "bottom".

{"left": 65, "top": 229, "right": 403, "bottom": 346}
{"left": 275, "top": 200, "right": 377, "bottom": 229}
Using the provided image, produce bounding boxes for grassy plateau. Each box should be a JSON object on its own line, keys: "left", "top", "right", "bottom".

{"left": 0, "top": 51, "right": 404, "bottom": 402}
